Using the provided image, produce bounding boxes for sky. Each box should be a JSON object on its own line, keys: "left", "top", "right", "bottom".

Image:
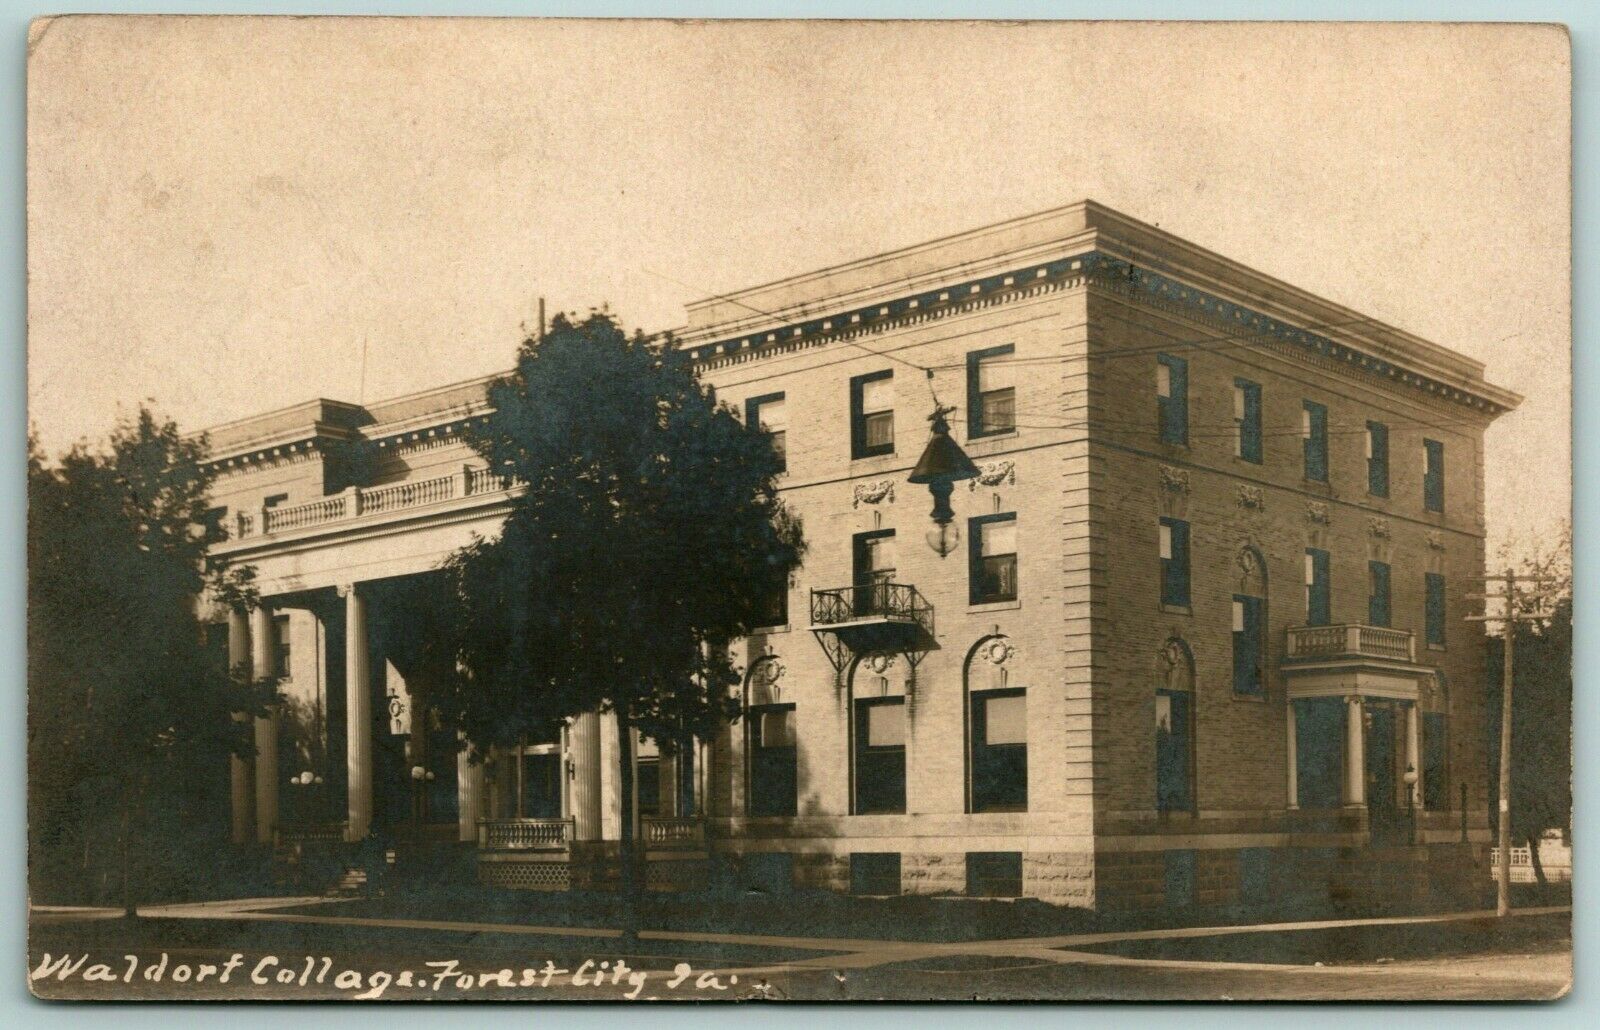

{"left": 26, "top": 17, "right": 1570, "bottom": 557}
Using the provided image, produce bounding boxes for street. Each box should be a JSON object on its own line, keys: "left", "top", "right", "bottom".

{"left": 28, "top": 897, "right": 1572, "bottom": 1002}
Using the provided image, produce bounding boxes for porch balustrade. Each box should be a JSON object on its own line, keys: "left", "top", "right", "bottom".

{"left": 477, "top": 817, "right": 574, "bottom": 851}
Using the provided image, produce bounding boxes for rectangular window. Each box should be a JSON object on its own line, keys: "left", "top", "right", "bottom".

{"left": 1424, "top": 439, "right": 1444, "bottom": 512}
{"left": 1302, "top": 401, "right": 1328, "bottom": 482}
{"left": 850, "top": 370, "right": 894, "bottom": 458}
{"left": 1159, "top": 517, "right": 1190, "bottom": 608}
{"left": 748, "top": 704, "right": 797, "bottom": 817}
{"left": 745, "top": 392, "right": 787, "bottom": 472}
{"left": 1234, "top": 379, "right": 1262, "bottom": 463}
{"left": 1295, "top": 698, "right": 1344, "bottom": 808}
{"left": 1422, "top": 712, "right": 1447, "bottom": 811}
{"left": 1232, "top": 595, "right": 1265, "bottom": 696}
{"left": 970, "top": 688, "right": 1027, "bottom": 812}
{"left": 273, "top": 613, "right": 291, "bottom": 679}
{"left": 967, "top": 344, "right": 1016, "bottom": 437}
{"left": 852, "top": 529, "right": 896, "bottom": 615}
{"left": 850, "top": 852, "right": 901, "bottom": 896}
{"left": 1368, "top": 560, "right": 1392, "bottom": 627}
{"left": 854, "top": 697, "right": 906, "bottom": 814}
{"left": 1165, "top": 849, "right": 1197, "bottom": 908}
{"left": 1155, "top": 689, "right": 1193, "bottom": 812}
{"left": 966, "top": 852, "right": 1023, "bottom": 898}
{"left": 1305, "top": 548, "right": 1331, "bottom": 626}
{"left": 757, "top": 562, "right": 789, "bottom": 628}
{"left": 968, "top": 513, "right": 1018, "bottom": 605}
{"left": 1425, "top": 572, "right": 1446, "bottom": 646}
{"left": 1366, "top": 421, "right": 1389, "bottom": 497}
{"left": 1156, "top": 354, "right": 1188, "bottom": 445}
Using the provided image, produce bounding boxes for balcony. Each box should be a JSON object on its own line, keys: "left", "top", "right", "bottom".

{"left": 641, "top": 816, "right": 705, "bottom": 850}
{"left": 1282, "top": 623, "right": 1429, "bottom": 703}
{"left": 808, "top": 581, "right": 937, "bottom": 680}
{"left": 1286, "top": 624, "right": 1416, "bottom": 663}
{"left": 228, "top": 466, "right": 523, "bottom": 542}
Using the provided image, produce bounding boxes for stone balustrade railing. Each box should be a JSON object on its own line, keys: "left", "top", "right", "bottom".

{"left": 478, "top": 817, "right": 574, "bottom": 850}
{"left": 642, "top": 816, "right": 705, "bottom": 847}
{"left": 1285, "top": 623, "right": 1416, "bottom": 663}
{"left": 233, "top": 465, "right": 523, "bottom": 541}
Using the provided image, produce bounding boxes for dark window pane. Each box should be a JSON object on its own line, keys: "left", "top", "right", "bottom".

{"left": 1426, "top": 573, "right": 1446, "bottom": 646}
{"left": 1369, "top": 561, "right": 1392, "bottom": 627}
{"left": 636, "top": 758, "right": 661, "bottom": 817}
{"left": 1424, "top": 439, "right": 1444, "bottom": 512}
{"left": 1156, "top": 689, "right": 1192, "bottom": 812}
{"left": 972, "top": 689, "right": 1027, "bottom": 812}
{"left": 749, "top": 705, "right": 797, "bottom": 817}
{"left": 854, "top": 698, "right": 906, "bottom": 814}
{"left": 1296, "top": 698, "right": 1344, "bottom": 809}
{"left": 966, "top": 851, "right": 1022, "bottom": 897}
{"left": 1160, "top": 518, "right": 1190, "bottom": 607}
{"left": 1367, "top": 421, "right": 1389, "bottom": 497}
{"left": 1423, "top": 712, "right": 1447, "bottom": 811}
{"left": 1158, "top": 354, "right": 1188, "bottom": 445}
{"left": 850, "top": 852, "right": 901, "bottom": 895}
{"left": 1303, "top": 401, "right": 1328, "bottom": 482}
{"left": 1232, "top": 595, "right": 1264, "bottom": 696}
{"left": 1235, "top": 379, "right": 1262, "bottom": 463}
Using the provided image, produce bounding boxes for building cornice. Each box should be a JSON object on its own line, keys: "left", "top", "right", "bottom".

{"left": 679, "top": 248, "right": 1519, "bottom": 417}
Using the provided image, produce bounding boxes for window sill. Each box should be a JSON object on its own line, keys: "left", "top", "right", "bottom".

{"left": 968, "top": 598, "right": 1021, "bottom": 614}
{"left": 1160, "top": 603, "right": 1193, "bottom": 616}
{"left": 966, "top": 429, "right": 1019, "bottom": 446}
{"left": 850, "top": 450, "right": 897, "bottom": 463}
{"left": 751, "top": 623, "right": 792, "bottom": 635}
{"left": 1426, "top": 643, "right": 1447, "bottom": 653}
{"left": 1231, "top": 691, "right": 1268, "bottom": 704}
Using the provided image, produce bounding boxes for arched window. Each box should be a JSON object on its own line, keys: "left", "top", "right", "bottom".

{"left": 965, "top": 636, "right": 1026, "bottom": 813}
{"left": 1233, "top": 546, "right": 1267, "bottom": 697}
{"left": 1156, "top": 637, "right": 1196, "bottom": 813}
{"left": 745, "top": 656, "right": 795, "bottom": 817}
{"left": 850, "top": 652, "right": 909, "bottom": 815}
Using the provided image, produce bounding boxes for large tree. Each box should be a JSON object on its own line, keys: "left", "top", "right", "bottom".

{"left": 426, "top": 312, "right": 804, "bottom": 898}
{"left": 28, "top": 409, "right": 270, "bottom": 910}
{"left": 1485, "top": 523, "right": 1572, "bottom": 889}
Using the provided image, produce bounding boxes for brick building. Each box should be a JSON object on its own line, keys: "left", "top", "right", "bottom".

{"left": 202, "top": 201, "right": 1519, "bottom": 908}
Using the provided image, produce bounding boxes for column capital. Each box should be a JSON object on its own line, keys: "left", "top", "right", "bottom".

{"left": 336, "top": 582, "right": 359, "bottom": 598}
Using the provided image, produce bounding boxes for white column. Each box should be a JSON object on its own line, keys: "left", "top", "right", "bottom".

{"left": 228, "top": 608, "right": 253, "bottom": 845}
{"left": 342, "top": 584, "right": 372, "bottom": 842}
{"left": 1406, "top": 702, "right": 1422, "bottom": 808}
{"left": 1285, "top": 701, "right": 1299, "bottom": 810}
{"left": 1345, "top": 695, "right": 1366, "bottom": 807}
{"left": 250, "top": 605, "right": 279, "bottom": 845}
{"left": 599, "top": 710, "right": 624, "bottom": 840}
{"left": 457, "top": 738, "right": 483, "bottom": 842}
{"left": 568, "top": 711, "right": 602, "bottom": 840}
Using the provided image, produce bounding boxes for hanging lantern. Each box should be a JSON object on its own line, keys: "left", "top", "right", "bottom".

{"left": 908, "top": 404, "right": 980, "bottom": 556}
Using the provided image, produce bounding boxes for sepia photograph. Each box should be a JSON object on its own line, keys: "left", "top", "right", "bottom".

{"left": 23, "top": 15, "right": 1573, "bottom": 1002}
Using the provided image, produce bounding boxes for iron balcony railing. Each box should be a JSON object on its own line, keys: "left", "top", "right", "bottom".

{"left": 810, "top": 581, "right": 934, "bottom": 634}
{"left": 1285, "top": 623, "right": 1416, "bottom": 663}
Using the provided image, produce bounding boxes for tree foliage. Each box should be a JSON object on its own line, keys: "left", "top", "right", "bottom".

{"left": 425, "top": 312, "right": 804, "bottom": 755}
{"left": 28, "top": 408, "right": 270, "bottom": 904}
{"left": 1485, "top": 522, "right": 1572, "bottom": 881}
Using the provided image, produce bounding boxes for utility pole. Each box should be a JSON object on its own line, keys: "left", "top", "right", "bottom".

{"left": 1466, "top": 569, "right": 1558, "bottom": 917}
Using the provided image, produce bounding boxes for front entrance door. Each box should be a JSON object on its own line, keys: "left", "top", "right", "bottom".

{"left": 518, "top": 748, "right": 563, "bottom": 819}
{"left": 1365, "top": 702, "right": 1405, "bottom": 844}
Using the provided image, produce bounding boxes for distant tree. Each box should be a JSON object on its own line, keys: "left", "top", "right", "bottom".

{"left": 1485, "top": 522, "right": 1572, "bottom": 889}
{"left": 28, "top": 409, "right": 271, "bottom": 912}
{"left": 425, "top": 312, "right": 804, "bottom": 907}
